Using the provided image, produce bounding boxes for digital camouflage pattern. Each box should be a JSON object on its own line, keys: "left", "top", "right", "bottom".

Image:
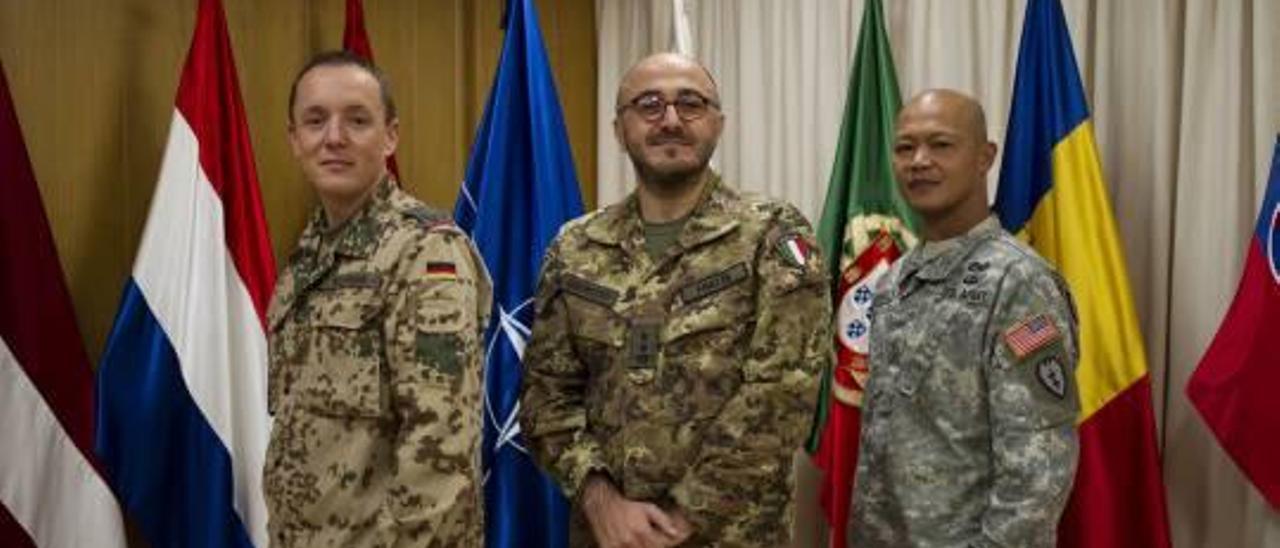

{"left": 265, "top": 179, "right": 492, "bottom": 548}
{"left": 521, "top": 174, "right": 832, "bottom": 547}
{"left": 849, "top": 215, "right": 1080, "bottom": 548}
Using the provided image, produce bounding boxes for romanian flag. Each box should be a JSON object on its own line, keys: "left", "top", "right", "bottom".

{"left": 1187, "top": 136, "right": 1280, "bottom": 509}
{"left": 994, "top": 1, "right": 1171, "bottom": 546}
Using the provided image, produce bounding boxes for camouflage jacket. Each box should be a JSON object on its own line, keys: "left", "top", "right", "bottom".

{"left": 521, "top": 175, "right": 832, "bottom": 547}
{"left": 849, "top": 216, "right": 1080, "bottom": 548}
{"left": 265, "top": 179, "right": 491, "bottom": 548}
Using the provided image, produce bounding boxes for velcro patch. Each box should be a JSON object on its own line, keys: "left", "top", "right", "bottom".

{"left": 1036, "top": 357, "right": 1068, "bottom": 399}
{"left": 680, "top": 262, "right": 749, "bottom": 303}
{"left": 561, "top": 273, "right": 619, "bottom": 307}
{"left": 416, "top": 332, "right": 461, "bottom": 375}
{"left": 1003, "top": 313, "right": 1062, "bottom": 360}
{"left": 775, "top": 233, "right": 811, "bottom": 268}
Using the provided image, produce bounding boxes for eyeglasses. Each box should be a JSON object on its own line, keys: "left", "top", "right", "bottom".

{"left": 617, "top": 92, "right": 720, "bottom": 122}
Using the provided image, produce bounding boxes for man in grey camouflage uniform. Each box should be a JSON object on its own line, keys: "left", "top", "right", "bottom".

{"left": 521, "top": 53, "right": 832, "bottom": 547}
{"left": 848, "top": 89, "right": 1080, "bottom": 548}
{"left": 264, "top": 51, "right": 491, "bottom": 548}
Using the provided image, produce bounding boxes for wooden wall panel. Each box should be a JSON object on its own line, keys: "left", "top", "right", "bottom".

{"left": 0, "top": 0, "right": 596, "bottom": 359}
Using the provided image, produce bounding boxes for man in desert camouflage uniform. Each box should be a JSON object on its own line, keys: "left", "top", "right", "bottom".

{"left": 849, "top": 89, "right": 1080, "bottom": 548}
{"left": 264, "top": 51, "right": 491, "bottom": 548}
{"left": 520, "top": 53, "right": 831, "bottom": 548}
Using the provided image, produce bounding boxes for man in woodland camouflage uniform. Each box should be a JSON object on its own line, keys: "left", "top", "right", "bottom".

{"left": 520, "top": 52, "right": 832, "bottom": 547}
{"left": 264, "top": 51, "right": 491, "bottom": 548}
{"left": 849, "top": 89, "right": 1080, "bottom": 548}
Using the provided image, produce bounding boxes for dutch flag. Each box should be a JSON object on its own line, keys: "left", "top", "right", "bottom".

{"left": 94, "top": 0, "right": 276, "bottom": 547}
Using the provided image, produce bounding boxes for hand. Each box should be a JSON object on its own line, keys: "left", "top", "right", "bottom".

{"left": 581, "top": 475, "right": 691, "bottom": 548}
{"left": 667, "top": 508, "right": 694, "bottom": 545}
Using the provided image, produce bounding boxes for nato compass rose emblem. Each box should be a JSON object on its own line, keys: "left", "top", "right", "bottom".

{"left": 1270, "top": 201, "right": 1280, "bottom": 284}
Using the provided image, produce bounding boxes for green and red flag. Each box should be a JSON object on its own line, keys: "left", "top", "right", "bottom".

{"left": 805, "top": 0, "right": 917, "bottom": 545}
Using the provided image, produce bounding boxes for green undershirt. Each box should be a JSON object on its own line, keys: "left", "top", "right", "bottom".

{"left": 643, "top": 215, "right": 691, "bottom": 259}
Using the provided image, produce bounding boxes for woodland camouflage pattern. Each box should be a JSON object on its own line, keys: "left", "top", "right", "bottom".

{"left": 850, "top": 216, "right": 1080, "bottom": 548}
{"left": 521, "top": 174, "right": 832, "bottom": 547}
{"left": 264, "top": 179, "right": 492, "bottom": 548}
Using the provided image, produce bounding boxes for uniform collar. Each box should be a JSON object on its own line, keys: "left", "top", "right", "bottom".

{"left": 584, "top": 171, "right": 740, "bottom": 254}
{"left": 901, "top": 214, "right": 1002, "bottom": 283}
{"left": 325, "top": 176, "right": 396, "bottom": 260}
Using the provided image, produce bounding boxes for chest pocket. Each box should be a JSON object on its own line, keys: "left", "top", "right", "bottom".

{"left": 661, "top": 262, "right": 756, "bottom": 413}
{"left": 560, "top": 273, "right": 625, "bottom": 370}
{"left": 869, "top": 280, "right": 990, "bottom": 417}
{"left": 300, "top": 288, "right": 387, "bottom": 418}
{"left": 665, "top": 262, "right": 755, "bottom": 352}
{"left": 866, "top": 295, "right": 934, "bottom": 417}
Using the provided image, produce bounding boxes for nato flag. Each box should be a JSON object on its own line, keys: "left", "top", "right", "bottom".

{"left": 453, "top": 0, "right": 579, "bottom": 546}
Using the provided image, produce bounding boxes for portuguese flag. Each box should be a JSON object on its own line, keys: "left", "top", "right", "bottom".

{"left": 805, "top": 0, "right": 917, "bottom": 545}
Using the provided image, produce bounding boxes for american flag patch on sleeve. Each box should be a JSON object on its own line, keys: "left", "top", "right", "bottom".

{"left": 1003, "top": 313, "right": 1062, "bottom": 360}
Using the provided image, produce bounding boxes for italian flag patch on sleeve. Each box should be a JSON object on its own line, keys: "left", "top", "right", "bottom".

{"left": 776, "top": 234, "right": 811, "bottom": 268}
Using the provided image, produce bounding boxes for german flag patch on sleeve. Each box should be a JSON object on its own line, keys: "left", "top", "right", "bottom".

{"left": 424, "top": 261, "right": 458, "bottom": 279}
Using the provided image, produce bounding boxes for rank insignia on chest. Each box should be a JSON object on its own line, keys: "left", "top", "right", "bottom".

{"left": 1003, "top": 313, "right": 1062, "bottom": 360}
{"left": 627, "top": 318, "right": 662, "bottom": 370}
{"left": 425, "top": 261, "right": 458, "bottom": 279}
{"left": 776, "top": 234, "right": 811, "bottom": 268}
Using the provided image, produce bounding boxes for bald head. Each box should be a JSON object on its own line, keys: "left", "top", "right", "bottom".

{"left": 615, "top": 53, "right": 720, "bottom": 109}
{"left": 900, "top": 89, "right": 989, "bottom": 142}
{"left": 891, "top": 88, "right": 997, "bottom": 239}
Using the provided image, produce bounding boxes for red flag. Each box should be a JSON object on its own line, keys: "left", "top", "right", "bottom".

{"left": 343, "top": 0, "right": 400, "bottom": 179}
{"left": 1187, "top": 136, "right": 1280, "bottom": 509}
{"left": 813, "top": 228, "right": 905, "bottom": 546}
{"left": 0, "top": 57, "right": 126, "bottom": 548}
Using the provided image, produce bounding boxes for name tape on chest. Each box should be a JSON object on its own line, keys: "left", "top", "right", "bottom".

{"left": 1003, "top": 313, "right": 1062, "bottom": 360}
{"left": 680, "top": 262, "right": 749, "bottom": 303}
{"left": 561, "top": 273, "right": 620, "bottom": 307}
{"left": 318, "top": 271, "right": 382, "bottom": 290}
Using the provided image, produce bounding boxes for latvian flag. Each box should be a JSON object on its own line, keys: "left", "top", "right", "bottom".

{"left": 1, "top": 57, "right": 126, "bottom": 548}
{"left": 94, "top": 0, "right": 276, "bottom": 547}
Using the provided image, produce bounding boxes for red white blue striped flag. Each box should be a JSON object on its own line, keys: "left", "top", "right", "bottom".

{"left": 94, "top": 0, "right": 276, "bottom": 546}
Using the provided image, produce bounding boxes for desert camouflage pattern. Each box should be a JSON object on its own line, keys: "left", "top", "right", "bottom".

{"left": 521, "top": 174, "right": 832, "bottom": 547}
{"left": 264, "top": 178, "right": 492, "bottom": 548}
{"left": 849, "top": 215, "right": 1080, "bottom": 548}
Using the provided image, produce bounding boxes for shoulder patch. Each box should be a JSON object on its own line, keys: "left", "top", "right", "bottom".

{"left": 774, "top": 233, "right": 812, "bottom": 268}
{"left": 1003, "top": 313, "right": 1062, "bottom": 360}
{"left": 424, "top": 261, "right": 458, "bottom": 280}
{"left": 1035, "top": 356, "right": 1068, "bottom": 399}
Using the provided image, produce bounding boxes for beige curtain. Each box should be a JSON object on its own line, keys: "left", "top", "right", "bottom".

{"left": 596, "top": 1, "right": 1280, "bottom": 546}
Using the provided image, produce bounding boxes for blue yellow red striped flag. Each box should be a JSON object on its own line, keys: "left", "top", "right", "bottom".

{"left": 995, "top": 1, "right": 1172, "bottom": 546}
